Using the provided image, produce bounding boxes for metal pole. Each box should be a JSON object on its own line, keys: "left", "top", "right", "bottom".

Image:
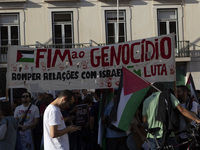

{"left": 116, "top": 0, "right": 119, "bottom": 43}
{"left": 10, "top": 88, "right": 13, "bottom": 104}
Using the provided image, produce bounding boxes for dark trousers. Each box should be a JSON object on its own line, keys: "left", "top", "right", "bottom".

{"left": 149, "top": 137, "right": 179, "bottom": 150}
{"left": 106, "top": 136, "right": 128, "bottom": 150}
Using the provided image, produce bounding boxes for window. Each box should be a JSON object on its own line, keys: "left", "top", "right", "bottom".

{"left": 52, "top": 12, "right": 73, "bottom": 48}
{"left": 157, "top": 9, "right": 178, "bottom": 48}
{"left": 0, "top": 13, "right": 19, "bottom": 63}
{"left": 0, "top": 13, "right": 19, "bottom": 46}
{"left": 105, "top": 10, "right": 126, "bottom": 44}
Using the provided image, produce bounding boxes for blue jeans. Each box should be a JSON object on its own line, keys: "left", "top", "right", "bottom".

{"left": 149, "top": 137, "right": 178, "bottom": 150}
{"left": 15, "top": 130, "right": 23, "bottom": 150}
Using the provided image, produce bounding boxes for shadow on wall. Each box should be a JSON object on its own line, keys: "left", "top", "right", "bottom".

{"left": 0, "top": 1, "right": 42, "bottom": 8}
{"left": 97, "top": 0, "right": 199, "bottom": 5}
{"left": 98, "top": 0, "right": 148, "bottom": 5}
{"left": 0, "top": 0, "right": 95, "bottom": 9}
{"left": 190, "top": 37, "right": 200, "bottom": 51}
{"left": 154, "top": 0, "right": 199, "bottom": 4}
{"left": 46, "top": 1, "right": 95, "bottom": 7}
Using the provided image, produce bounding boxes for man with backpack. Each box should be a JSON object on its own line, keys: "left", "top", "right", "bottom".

{"left": 142, "top": 83, "right": 200, "bottom": 150}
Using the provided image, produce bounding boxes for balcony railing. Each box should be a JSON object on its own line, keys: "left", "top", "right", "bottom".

{"left": 35, "top": 40, "right": 105, "bottom": 49}
{"left": 0, "top": 46, "right": 8, "bottom": 64}
{"left": 176, "top": 41, "right": 190, "bottom": 57}
{"left": 0, "top": 40, "right": 106, "bottom": 64}
{"left": 0, "top": 41, "right": 199, "bottom": 64}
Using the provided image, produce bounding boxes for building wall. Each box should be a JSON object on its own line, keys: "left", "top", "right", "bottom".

{"left": 132, "top": 1, "right": 155, "bottom": 40}
{"left": 1, "top": 0, "right": 200, "bottom": 91}
{"left": 0, "top": 0, "right": 200, "bottom": 46}
{"left": 184, "top": 1, "right": 200, "bottom": 51}
{"left": 187, "top": 61, "right": 200, "bottom": 90}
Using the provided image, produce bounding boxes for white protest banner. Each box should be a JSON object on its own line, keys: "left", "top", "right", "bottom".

{"left": 6, "top": 34, "right": 175, "bottom": 91}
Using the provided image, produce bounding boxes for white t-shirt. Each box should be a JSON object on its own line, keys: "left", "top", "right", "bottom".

{"left": 14, "top": 104, "right": 40, "bottom": 125}
{"left": 43, "top": 104, "right": 69, "bottom": 150}
{"left": 179, "top": 101, "right": 198, "bottom": 138}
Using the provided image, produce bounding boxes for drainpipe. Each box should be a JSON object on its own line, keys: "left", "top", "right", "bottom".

{"left": 23, "top": 3, "right": 27, "bottom": 45}
{"left": 181, "top": 0, "right": 185, "bottom": 42}
{"left": 130, "top": 7, "right": 132, "bottom": 41}
{"left": 116, "top": 0, "right": 119, "bottom": 43}
{"left": 76, "top": 4, "right": 80, "bottom": 46}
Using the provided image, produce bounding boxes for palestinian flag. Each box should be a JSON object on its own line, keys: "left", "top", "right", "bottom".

{"left": 186, "top": 73, "right": 199, "bottom": 103}
{"left": 17, "top": 50, "right": 34, "bottom": 63}
{"left": 98, "top": 88, "right": 114, "bottom": 149}
{"left": 110, "top": 67, "right": 151, "bottom": 131}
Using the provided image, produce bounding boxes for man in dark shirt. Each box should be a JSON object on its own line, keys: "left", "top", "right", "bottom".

{"left": 89, "top": 89, "right": 101, "bottom": 150}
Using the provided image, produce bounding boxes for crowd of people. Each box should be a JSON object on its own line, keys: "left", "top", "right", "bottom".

{"left": 0, "top": 84, "right": 200, "bottom": 150}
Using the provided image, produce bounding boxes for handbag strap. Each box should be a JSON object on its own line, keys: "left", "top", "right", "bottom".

{"left": 19, "top": 103, "right": 32, "bottom": 125}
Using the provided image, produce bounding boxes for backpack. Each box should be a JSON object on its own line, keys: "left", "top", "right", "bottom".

{"left": 156, "top": 89, "right": 180, "bottom": 147}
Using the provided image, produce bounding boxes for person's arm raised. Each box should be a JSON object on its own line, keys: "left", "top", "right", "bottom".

{"left": 177, "top": 104, "right": 200, "bottom": 124}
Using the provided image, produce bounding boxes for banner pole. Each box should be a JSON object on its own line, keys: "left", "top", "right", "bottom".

{"left": 174, "top": 81, "right": 177, "bottom": 96}
{"left": 6, "top": 88, "right": 9, "bottom": 101}
{"left": 174, "top": 81, "right": 176, "bottom": 94}
{"left": 116, "top": 0, "right": 119, "bottom": 43}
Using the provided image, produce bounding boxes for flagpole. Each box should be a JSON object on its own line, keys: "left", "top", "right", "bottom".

{"left": 6, "top": 88, "right": 9, "bottom": 101}
{"left": 174, "top": 81, "right": 177, "bottom": 96}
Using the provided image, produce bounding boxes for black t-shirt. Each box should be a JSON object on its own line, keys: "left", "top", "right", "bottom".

{"left": 89, "top": 101, "right": 100, "bottom": 135}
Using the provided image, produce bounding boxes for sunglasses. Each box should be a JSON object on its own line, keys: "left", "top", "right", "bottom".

{"left": 22, "top": 95, "right": 29, "bottom": 98}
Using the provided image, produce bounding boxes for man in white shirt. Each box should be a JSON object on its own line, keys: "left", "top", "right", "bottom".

{"left": 43, "top": 90, "right": 81, "bottom": 150}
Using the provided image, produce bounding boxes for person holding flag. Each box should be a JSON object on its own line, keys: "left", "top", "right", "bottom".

{"left": 102, "top": 98, "right": 128, "bottom": 150}
{"left": 99, "top": 67, "right": 152, "bottom": 149}
{"left": 142, "top": 83, "right": 200, "bottom": 150}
